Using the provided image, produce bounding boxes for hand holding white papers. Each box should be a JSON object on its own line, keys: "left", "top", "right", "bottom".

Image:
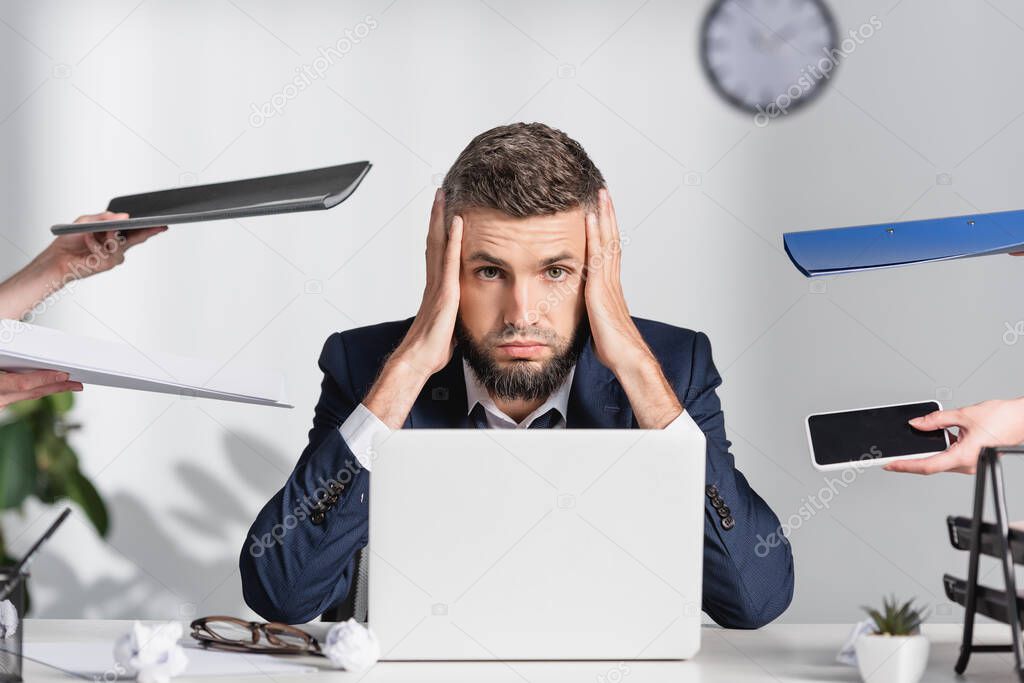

{"left": 0, "top": 320, "right": 290, "bottom": 408}
{"left": 0, "top": 369, "right": 81, "bottom": 409}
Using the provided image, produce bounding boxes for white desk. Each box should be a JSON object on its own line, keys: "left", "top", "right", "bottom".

{"left": 16, "top": 620, "right": 1021, "bottom": 682}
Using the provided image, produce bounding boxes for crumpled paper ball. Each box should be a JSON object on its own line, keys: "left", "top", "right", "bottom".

{"left": 0, "top": 600, "right": 18, "bottom": 639}
{"left": 113, "top": 621, "right": 188, "bottom": 683}
{"left": 323, "top": 619, "right": 380, "bottom": 673}
{"left": 836, "top": 618, "right": 876, "bottom": 666}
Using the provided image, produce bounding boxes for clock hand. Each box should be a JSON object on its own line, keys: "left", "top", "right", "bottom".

{"left": 775, "top": 22, "right": 801, "bottom": 43}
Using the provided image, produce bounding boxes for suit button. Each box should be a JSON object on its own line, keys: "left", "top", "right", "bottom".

{"left": 311, "top": 510, "right": 326, "bottom": 525}
{"left": 705, "top": 485, "right": 718, "bottom": 498}
{"left": 716, "top": 506, "right": 731, "bottom": 518}
{"left": 712, "top": 496, "right": 725, "bottom": 509}
{"left": 721, "top": 516, "right": 735, "bottom": 530}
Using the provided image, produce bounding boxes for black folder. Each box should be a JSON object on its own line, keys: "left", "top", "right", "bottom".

{"left": 51, "top": 160, "right": 371, "bottom": 235}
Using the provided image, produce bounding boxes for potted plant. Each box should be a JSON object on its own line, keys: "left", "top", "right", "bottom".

{"left": 855, "top": 596, "right": 929, "bottom": 683}
{"left": 0, "top": 392, "right": 108, "bottom": 609}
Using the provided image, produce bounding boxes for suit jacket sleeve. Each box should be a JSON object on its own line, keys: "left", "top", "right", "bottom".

{"left": 239, "top": 332, "right": 370, "bottom": 623}
{"left": 686, "top": 331, "right": 794, "bottom": 628}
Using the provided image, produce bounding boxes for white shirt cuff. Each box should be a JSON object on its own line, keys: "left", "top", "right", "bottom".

{"left": 341, "top": 404, "right": 699, "bottom": 471}
{"left": 339, "top": 403, "right": 391, "bottom": 472}
{"left": 664, "top": 409, "right": 702, "bottom": 435}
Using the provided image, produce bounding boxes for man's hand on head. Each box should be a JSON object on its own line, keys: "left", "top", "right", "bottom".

{"left": 363, "top": 189, "right": 464, "bottom": 428}
{"left": 582, "top": 189, "right": 650, "bottom": 373}
{"left": 583, "top": 188, "right": 681, "bottom": 429}
{"left": 397, "top": 188, "right": 464, "bottom": 376}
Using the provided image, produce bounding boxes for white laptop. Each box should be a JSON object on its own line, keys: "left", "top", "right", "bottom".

{"left": 367, "top": 428, "right": 706, "bottom": 661}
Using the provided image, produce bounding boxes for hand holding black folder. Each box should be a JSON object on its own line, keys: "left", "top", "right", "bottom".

{"left": 51, "top": 161, "right": 371, "bottom": 235}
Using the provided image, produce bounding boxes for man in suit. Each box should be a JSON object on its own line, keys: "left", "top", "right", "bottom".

{"left": 240, "top": 122, "right": 794, "bottom": 629}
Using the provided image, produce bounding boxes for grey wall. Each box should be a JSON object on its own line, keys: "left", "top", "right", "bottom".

{"left": 1, "top": 0, "right": 1023, "bottom": 624}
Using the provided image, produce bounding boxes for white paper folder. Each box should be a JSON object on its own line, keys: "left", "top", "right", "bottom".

{"left": 0, "top": 320, "right": 291, "bottom": 408}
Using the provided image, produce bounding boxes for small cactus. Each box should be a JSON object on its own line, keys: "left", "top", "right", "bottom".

{"left": 862, "top": 595, "right": 926, "bottom": 636}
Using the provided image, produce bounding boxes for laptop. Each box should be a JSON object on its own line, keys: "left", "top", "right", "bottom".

{"left": 368, "top": 428, "right": 706, "bottom": 661}
{"left": 50, "top": 161, "right": 371, "bottom": 235}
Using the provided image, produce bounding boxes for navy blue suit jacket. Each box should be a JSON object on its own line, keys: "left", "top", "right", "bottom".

{"left": 240, "top": 316, "right": 794, "bottom": 628}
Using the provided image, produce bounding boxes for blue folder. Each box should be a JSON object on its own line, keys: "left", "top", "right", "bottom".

{"left": 783, "top": 209, "right": 1024, "bottom": 277}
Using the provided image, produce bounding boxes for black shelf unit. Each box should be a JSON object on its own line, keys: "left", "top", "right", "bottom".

{"left": 945, "top": 446, "right": 1024, "bottom": 681}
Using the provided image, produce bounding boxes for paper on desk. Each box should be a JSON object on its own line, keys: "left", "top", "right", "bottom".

{"left": 24, "top": 641, "right": 319, "bottom": 678}
{"left": 0, "top": 320, "right": 291, "bottom": 408}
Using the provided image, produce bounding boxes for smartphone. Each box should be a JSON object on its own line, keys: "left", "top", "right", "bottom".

{"left": 806, "top": 400, "right": 950, "bottom": 471}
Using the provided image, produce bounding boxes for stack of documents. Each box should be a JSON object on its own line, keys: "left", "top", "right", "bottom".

{"left": 0, "top": 320, "right": 291, "bottom": 408}
{"left": 783, "top": 208, "right": 1024, "bottom": 276}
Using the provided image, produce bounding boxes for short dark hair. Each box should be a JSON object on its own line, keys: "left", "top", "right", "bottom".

{"left": 442, "top": 122, "right": 605, "bottom": 225}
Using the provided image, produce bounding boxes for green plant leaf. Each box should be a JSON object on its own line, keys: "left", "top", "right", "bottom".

{"left": 34, "top": 453, "right": 73, "bottom": 504}
{"left": 865, "top": 608, "right": 885, "bottom": 633}
{"left": 3, "top": 398, "right": 43, "bottom": 420}
{"left": 0, "top": 421, "right": 37, "bottom": 508}
{"left": 46, "top": 440, "right": 79, "bottom": 476}
{"left": 863, "top": 596, "right": 924, "bottom": 635}
{"left": 33, "top": 470, "right": 62, "bottom": 504}
{"left": 64, "top": 469, "right": 109, "bottom": 537}
{"left": 45, "top": 391, "right": 74, "bottom": 415}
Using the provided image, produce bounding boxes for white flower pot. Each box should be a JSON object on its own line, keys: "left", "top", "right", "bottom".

{"left": 854, "top": 633, "right": 929, "bottom": 683}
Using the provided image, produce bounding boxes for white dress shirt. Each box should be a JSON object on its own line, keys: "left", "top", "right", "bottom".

{"left": 340, "top": 360, "right": 702, "bottom": 472}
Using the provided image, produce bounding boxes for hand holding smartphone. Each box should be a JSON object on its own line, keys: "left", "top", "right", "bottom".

{"left": 806, "top": 401, "right": 950, "bottom": 471}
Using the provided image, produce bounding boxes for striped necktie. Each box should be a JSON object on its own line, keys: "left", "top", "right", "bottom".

{"left": 469, "top": 402, "right": 563, "bottom": 429}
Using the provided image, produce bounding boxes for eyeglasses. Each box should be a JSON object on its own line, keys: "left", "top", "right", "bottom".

{"left": 190, "top": 616, "right": 322, "bottom": 656}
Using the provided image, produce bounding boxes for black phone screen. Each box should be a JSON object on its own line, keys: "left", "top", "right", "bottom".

{"left": 808, "top": 401, "right": 948, "bottom": 466}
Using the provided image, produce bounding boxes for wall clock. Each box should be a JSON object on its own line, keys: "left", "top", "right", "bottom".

{"left": 701, "top": 0, "right": 839, "bottom": 115}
